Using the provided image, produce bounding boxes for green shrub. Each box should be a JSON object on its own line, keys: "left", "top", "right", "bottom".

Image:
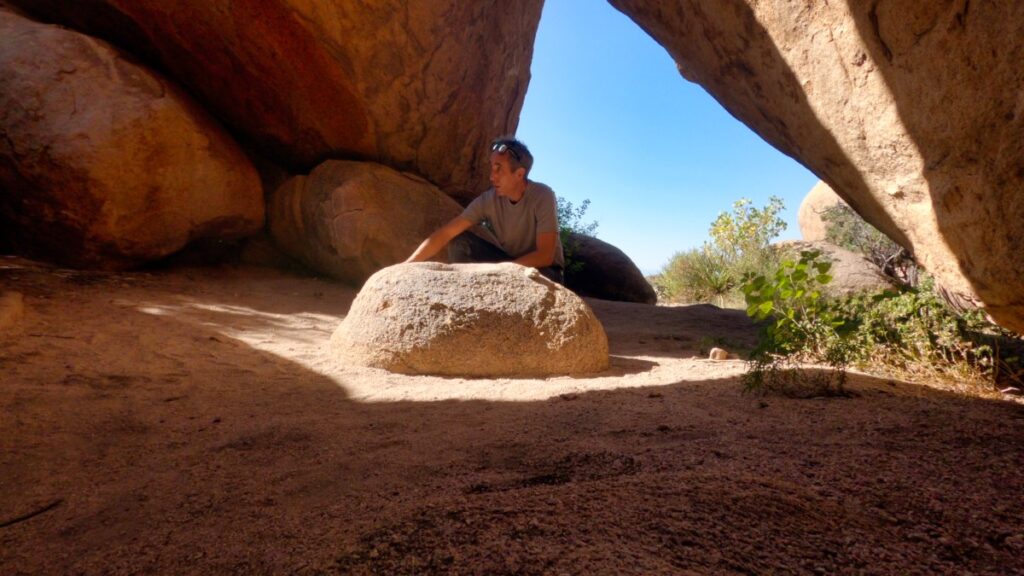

{"left": 742, "top": 249, "right": 854, "bottom": 396}
{"left": 655, "top": 248, "right": 735, "bottom": 306}
{"left": 830, "top": 275, "right": 1022, "bottom": 389}
{"left": 655, "top": 197, "right": 787, "bottom": 305}
{"left": 741, "top": 252, "right": 1024, "bottom": 396}
{"left": 556, "top": 197, "right": 598, "bottom": 275}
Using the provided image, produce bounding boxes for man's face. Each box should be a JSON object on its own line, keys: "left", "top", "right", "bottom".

{"left": 489, "top": 151, "right": 525, "bottom": 197}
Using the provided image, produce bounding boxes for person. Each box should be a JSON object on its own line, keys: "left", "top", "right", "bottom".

{"left": 404, "top": 137, "right": 565, "bottom": 283}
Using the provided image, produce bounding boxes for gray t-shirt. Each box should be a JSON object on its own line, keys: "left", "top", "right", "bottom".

{"left": 460, "top": 181, "right": 565, "bottom": 268}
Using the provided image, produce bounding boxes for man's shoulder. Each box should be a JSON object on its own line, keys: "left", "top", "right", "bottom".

{"left": 527, "top": 181, "right": 556, "bottom": 201}
{"left": 465, "top": 187, "right": 497, "bottom": 208}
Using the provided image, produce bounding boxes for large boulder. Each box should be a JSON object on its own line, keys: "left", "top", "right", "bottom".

{"left": 564, "top": 232, "right": 657, "bottom": 304}
{"left": 0, "top": 8, "right": 262, "bottom": 269}
{"left": 269, "top": 160, "right": 462, "bottom": 285}
{"left": 609, "top": 1, "right": 1024, "bottom": 333}
{"left": 331, "top": 262, "right": 610, "bottom": 377}
{"left": 8, "top": 0, "right": 544, "bottom": 201}
{"left": 798, "top": 181, "right": 847, "bottom": 243}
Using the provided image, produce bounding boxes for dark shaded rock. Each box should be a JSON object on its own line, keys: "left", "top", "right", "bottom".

{"left": 564, "top": 233, "right": 657, "bottom": 304}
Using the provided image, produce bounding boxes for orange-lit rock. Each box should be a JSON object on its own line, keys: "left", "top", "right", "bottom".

{"left": 0, "top": 9, "right": 263, "bottom": 269}
{"left": 9, "top": 0, "right": 544, "bottom": 201}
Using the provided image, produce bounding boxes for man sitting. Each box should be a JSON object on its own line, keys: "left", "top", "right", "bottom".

{"left": 404, "top": 137, "right": 565, "bottom": 284}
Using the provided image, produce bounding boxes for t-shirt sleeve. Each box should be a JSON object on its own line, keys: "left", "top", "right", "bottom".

{"left": 535, "top": 187, "right": 559, "bottom": 234}
{"left": 459, "top": 192, "right": 488, "bottom": 224}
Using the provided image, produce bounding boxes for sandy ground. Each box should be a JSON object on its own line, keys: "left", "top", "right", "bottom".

{"left": 1, "top": 256, "right": 1023, "bottom": 575}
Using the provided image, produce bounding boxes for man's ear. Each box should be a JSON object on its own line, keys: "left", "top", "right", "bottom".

{"left": 514, "top": 166, "right": 527, "bottom": 180}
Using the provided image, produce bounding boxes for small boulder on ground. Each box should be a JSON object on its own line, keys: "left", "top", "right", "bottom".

{"left": 564, "top": 232, "right": 657, "bottom": 304}
{"left": 331, "top": 262, "right": 610, "bottom": 377}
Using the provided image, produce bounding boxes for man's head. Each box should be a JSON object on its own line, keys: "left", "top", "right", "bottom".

{"left": 489, "top": 137, "right": 533, "bottom": 198}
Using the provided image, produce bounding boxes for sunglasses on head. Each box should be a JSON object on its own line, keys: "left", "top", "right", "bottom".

{"left": 491, "top": 142, "right": 522, "bottom": 163}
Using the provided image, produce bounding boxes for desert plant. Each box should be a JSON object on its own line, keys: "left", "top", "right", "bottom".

{"left": 821, "top": 203, "right": 917, "bottom": 286}
{"left": 831, "top": 275, "right": 1023, "bottom": 390}
{"left": 709, "top": 196, "right": 787, "bottom": 275}
{"left": 655, "top": 197, "right": 787, "bottom": 304}
{"left": 657, "top": 248, "right": 735, "bottom": 306}
{"left": 557, "top": 197, "right": 598, "bottom": 275}
{"left": 741, "top": 249, "right": 854, "bottom": 396}
{"left": 742, "top": 253, "right": 1024, "bottom": 397}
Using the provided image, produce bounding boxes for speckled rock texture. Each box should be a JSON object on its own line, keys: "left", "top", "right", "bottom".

{"left": 0, "top": 8, "right": 263, "bottom": 269}
{"left": 798, "top": 181, "right": 847, "bottom": 243}
{"left": 564, "top": 232, "right": 657, "bottom": 305}
{"left": 269, "top": 160, "right": 462, "bottom": 285}
{"left": 331, "top": 262, "right": 610, "bottom": 377}
{"left": 609, "top": 0, "right": 1024, "bottom": 333}
{"left": 8, "top": 0, "right": 544, "bottom": 201}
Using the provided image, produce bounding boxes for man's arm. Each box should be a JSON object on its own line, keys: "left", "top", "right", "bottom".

{"left": 512, "top": 231, "right": 558, "bottom": 268}
{"left": 404, "top": 216, "right": 474, "bottom": 263}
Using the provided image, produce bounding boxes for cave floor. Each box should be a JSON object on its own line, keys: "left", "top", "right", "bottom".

{"left": 2, "top": 257, "right": 1023, "bottom": 575}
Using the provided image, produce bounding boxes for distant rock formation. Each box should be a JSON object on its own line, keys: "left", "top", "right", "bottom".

{"left": 798, "top": 182, "right": 846, "bottom": 243}
{"left": 269, "top": 161, "right": 462, "bottom": 285}
{"left": 7, "top": 0, "right": 544, "bottom": 202}
{"left": 609, "top": 1, "right": 1024, "bottom": 332}
{"left": 331, "top": 262, "right": 609, "bottom": 377}
{"left": 0, "top": 8, "right": 263, "bottom": 269}
{"left": 564, "top": 233, "right": 657, "bottom": 304}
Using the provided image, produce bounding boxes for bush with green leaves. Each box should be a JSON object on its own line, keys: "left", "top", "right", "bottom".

{"left": 741, "top": 250, "right": 1024, "bottom": 396}
{"left": 556, "top": 197, "right": 598, "bottom": 275}
{"left": 655, "top": 196, "right": 787, "bottom": 305}
{"left": 741, "top": 249, "right": 854, "bottom": 395}
{"left": 831, "top": 275, "right": 1022, "bottom": 388}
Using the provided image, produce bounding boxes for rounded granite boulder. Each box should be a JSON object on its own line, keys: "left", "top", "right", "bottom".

{"left": 331, "top": 262, "right": 610, "bottom": 377}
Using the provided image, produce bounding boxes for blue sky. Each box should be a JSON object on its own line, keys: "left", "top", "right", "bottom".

{"left": 517, "top": 1, "right": 818, "bottom": 275}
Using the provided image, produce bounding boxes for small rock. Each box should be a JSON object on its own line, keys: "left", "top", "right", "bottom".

{"left": 709, "top": 347, "right": 729, "bottom": 360}
{"left": 0, "top": 291, "right": 25, "bottom": 334}
{"left": 1006, "top": 534, "right": 1024, "bottom": 550}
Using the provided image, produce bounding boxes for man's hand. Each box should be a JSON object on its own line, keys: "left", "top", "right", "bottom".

{"left": 405, "top": 217, "right": 474, "bottom": 263}
{"left": 513, "top": 231, "right": 558, "bottom": 268}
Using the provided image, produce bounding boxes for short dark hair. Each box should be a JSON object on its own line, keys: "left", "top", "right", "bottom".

{"left": 490, "top": 137, "right": 533, "bottom": 176}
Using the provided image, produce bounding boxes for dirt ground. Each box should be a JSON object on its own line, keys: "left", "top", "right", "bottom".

{"left": 2, "top": 256, "right": 1023, "bottom": 575}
